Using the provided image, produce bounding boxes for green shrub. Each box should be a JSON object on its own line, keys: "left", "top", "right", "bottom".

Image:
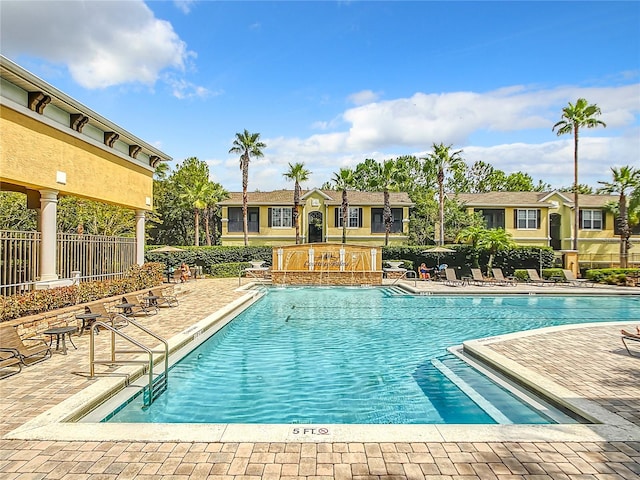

{"left": 583, "top": 268, "right": 639, "bottom": 284}
{"left": 210, "top": 262, "right": 249, "bottom": 278}
{"left": 146, "top": 246, "right": 272, "bottom": 274}
{"left": 513, "top": 269, "right": 530, "bottom": 282}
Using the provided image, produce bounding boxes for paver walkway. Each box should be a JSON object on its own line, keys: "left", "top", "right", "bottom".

{"left": 1, "top": 278, "right": 639, "bottom": 479}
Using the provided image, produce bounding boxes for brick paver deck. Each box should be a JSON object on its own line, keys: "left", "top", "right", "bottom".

{"left": 1, "top": 278, "right": 639, "bottom": 479}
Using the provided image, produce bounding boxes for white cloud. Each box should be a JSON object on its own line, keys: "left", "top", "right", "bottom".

{"left": 238, "top": 83, "right": 638, "bottom": 192}
{"left": 0, "top": 0, "right": 198, "bottom": 91}
{"left": 347, "top": 89, "right": 382, "bottom": 105}
{"left": 173, "top": 0, "right": 196, "bottom": 14}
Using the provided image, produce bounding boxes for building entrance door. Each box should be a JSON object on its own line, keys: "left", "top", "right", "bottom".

{"left": 550, "top": 213, "right": 561, "bottom": 250}
{"left": 308, "top": 211, "right": 323, "bottom": 243}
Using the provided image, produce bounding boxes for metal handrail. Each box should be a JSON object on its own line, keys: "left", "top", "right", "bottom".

{"left": 89, "top": 314, "right": 169, "bottom": 405}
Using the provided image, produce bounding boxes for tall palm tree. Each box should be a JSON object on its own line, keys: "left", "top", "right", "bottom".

{"left": 425, "top": 143, "right": 464, "bottom": 245}
{"left": 229, "top": 130, "right": 266, "bottom": 246}
{"left": 597, "top": 166, "right": 640, "bottom": 268}
{"left": 203, "top": 182, "right": 228, "bottom": 246}
{"left": 332, "top": 168, "right": 355, "bottom": 244}
{"left": 371, "top": 159, "right": 405, "bottom": 246}
{"left": 179, "top": 178, "right": 214, "bottom": 246}
{"left": 283, "top": 162, "right": 311, "bottom": 244}
{"left": 552, "top": 98, "right": 606, "bottom": 253}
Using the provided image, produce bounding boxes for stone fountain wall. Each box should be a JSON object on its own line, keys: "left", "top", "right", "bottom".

{"left": 271, "top": 243, "right": 383, "bottom": 286}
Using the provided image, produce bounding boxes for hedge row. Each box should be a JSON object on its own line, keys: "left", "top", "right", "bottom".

{"left": 146, "top": 246, "right": 273, "bottom": 273}
{"left": 147, "top": 245, "right": 555, "bottom": 279}
{"left": 0, "top": 263, "right": 164, "bottom": 322}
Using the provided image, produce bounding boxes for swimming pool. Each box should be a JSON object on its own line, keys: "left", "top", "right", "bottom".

{"left": 104, "top": 288, "right": 639, "bottom": 425}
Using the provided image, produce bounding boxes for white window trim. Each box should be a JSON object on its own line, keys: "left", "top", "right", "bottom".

{"left": 271, "top": 207, "right": 292, "bottom": 228}
{"left": 582, "top": 209, "right": 603, "bottom": 231}
{"left": 516, "top": 209, "right": 538, "bottom": 230}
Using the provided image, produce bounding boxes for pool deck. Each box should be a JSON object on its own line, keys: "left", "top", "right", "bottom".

{"left": 1, "top": 278, "right": 639, "bottom": 479}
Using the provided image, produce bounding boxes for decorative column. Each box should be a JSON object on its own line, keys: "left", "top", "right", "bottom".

{"left": 370, "top": 248, "right": 377, "bottom": 271}
{"left": 39, "top": 190, "right": 59, "bottom": 281}
{"left": 308, "top": 248, "right": 315, "bottom": 271}
{"left": 135, "top": 210, "right": 146, "bottom": 265}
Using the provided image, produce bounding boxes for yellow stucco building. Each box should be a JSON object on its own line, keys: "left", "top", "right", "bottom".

{"left": 219, "top": 189, "right": 413, "bottom": 246}
{"left": 0, "top": 55, "right": 171, "bottom": 285}
{"left": 456, "top": 191, "right": 639, "bottom": 268}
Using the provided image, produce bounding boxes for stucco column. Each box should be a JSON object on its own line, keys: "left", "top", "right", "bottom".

{"left": 39, "top": 189, "right": 59, "bottom": 281}
{"left": 135, "top": 210, "right": 146, "bottom": 265}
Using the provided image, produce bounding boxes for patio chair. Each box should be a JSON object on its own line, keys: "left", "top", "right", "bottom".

{"left": 0, "top": 324, "right": 51, "bottom": 366}
{"left": 443, "top": 268, "right": 465, "bottom": 287}
{"left": 526, "top": 269, "right": 555, "bottom": 286}
{"left": 561, "top": 269, "right": 594, "bottom": 287}
{"left": 492, "top": 268, "right": 517, "bottom": 286}
{"left": 0, "top": 349, "right": 22, "bottom": 378}
{"left": 470, "top": 268, "right": 495, "bottom": 286}
{"left": 621, "top": 329, "right": 640, "bottom": 357}
{"left": 148, "top": 286, "right": 179, "bottom": 307}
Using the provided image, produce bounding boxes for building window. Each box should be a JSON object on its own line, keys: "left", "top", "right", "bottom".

{"left": 581, "top": 209, "right": 602, "bottom": 230}
{"left": 270, "top": 207, "right": 293, "bottom": 228}
{"left": 228, "top": 207, "right": 259, "bottom": 232}
{"left": 371, "top": 208, "right": 402, "bottom": 233}
{"left": 476, "top": 209, "right": 505, "bottom": 229}
{"left": 515, "top": 209, "right": 539, "bottom": 229}
{"left": 335, "top": 207, "right": 362, "bottom": 228}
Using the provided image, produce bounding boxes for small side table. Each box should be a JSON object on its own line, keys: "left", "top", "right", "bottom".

{"left": 143, "top": 295, "right": 159, "bottom": 307}
{"left": 43, "top": 326, "right": 77, "bottom": 355}
{"left": 76, "top": 312, "right": 102, "bottom": 335}
{"left": 115, "top": 302, "right": 135, "bottom": 316}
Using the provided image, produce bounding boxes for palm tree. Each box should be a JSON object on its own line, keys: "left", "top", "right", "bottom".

{"left": 179, "top": 178, "right": 213, "bottom": 246}
{"left": 425, "top": 143, "right": 464, "bottom": 245}
{"left": 203, "top": 182, "right": 228, "bottom": 246}
{"left": 455, "top": 225, "right": 486, "bottom": 268}
{"left": 229, "top": 129, "right": 266, "bottom": 246}
{"left": 597, "top": 166, "right": 640, "bottom": 268}
{"left": 283, "top": 162, "right": 311, "bottom": 244}
{"left": 477, "top": 228, "right": 515, "bottom": 276}
{"left": 332, "top": 168, "right": 355, "bottom": 244}
{"left": 371, "top": 159, "right": 405, "bottom": 246}
{"left": 552, "top": 98, "right": 606, "bottom": 253}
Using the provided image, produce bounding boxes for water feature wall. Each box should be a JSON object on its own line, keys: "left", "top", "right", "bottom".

{"left": 271, "top": 243, "right": 383, "bottom": 285}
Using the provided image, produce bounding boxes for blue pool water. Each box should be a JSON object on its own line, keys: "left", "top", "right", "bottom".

{"left": 105, "top": 288, "right": 639, "bottom": 424}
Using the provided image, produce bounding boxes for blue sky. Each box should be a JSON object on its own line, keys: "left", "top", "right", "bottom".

{"left": 1, "top": 1, "right": 639, "bottom": 192}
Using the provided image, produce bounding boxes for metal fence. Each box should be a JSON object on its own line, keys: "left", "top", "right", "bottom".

{"left": 0, "top": 230, "right": 136, "bottom": 296}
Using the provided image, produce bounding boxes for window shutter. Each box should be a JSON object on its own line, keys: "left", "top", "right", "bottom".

{"left": 578, "top": 210, "right": 582, "bottom": 230}
{"left": 335, "top": 208, "right": 339, "bottom": 227}
{"left": 268, "top": 208, "right": 272, "bottom": 227}
{"left": 537, "top": 209, "right": 541, "bottom": 229}
{"left": 358, "top": 208, "right": 363, "bottom": 227}
{"left": 514, "top": 209, "right": 518, "bottom": 229}
{"left": 601, "top": 210, "right": 606, "bottom": 229}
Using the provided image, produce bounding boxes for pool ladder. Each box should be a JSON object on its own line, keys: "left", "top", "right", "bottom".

{"left": 89, "top": 314, "right": 169, "bottom": 406}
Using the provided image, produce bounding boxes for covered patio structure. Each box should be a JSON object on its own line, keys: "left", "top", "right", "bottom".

{"left": 0, "top": 55, "right": 171, "bottom": 292}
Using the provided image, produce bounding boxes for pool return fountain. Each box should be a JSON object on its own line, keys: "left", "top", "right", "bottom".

{"left": 271, "top": 243, "right": 384, "bottom": 286}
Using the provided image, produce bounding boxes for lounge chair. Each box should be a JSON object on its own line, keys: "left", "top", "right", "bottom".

{"left": 444, "top": 268, "right": 465, "bottom": 287}
{"left": 470, "top": 268, "right": 495, "bottom": 286}
{"left": 561, "top": 269, "right": 594, "bottom": 287}
{"left": 621, "top": 329, "right": 640, "bottom": 357}
{"left": 492, "top": 268, "right": 517, "bottom": 286}
{"left": 0, "top": 324, "right": 51, "bottom": 366}
{"left": 148, "top": 286, "right": 179, "bottom": 307}
{"left": 0, "top": 350, "right": 22, "bottom": 378}
{"left": 526, "top": 269, "right": 555, "bottom": 286}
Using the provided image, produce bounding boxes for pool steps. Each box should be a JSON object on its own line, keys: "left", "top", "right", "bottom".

{"left": 446, "top": 347, "right": 576, "bottom": 424}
